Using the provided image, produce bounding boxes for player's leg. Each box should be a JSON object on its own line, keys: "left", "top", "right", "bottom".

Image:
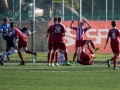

{"left": 47, "top": 43, "right": 52, "bottom": 66}
{"left": 85, "top": 40, "right": 99, "bottom": 52}
{"left": 60, "top": 43, "right": 71, "bottom": 66}
{"left": 18, "top": 48, "right": 25, "bottom": 65}
{"left": 50, "top": 42, "right": 58, "bottom": 66}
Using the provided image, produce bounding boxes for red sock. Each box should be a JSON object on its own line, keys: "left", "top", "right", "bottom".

{"left": 51, "top": 53, "right": 55, "bottom": 63}
{"left": 18, "top": 52, "right": 24, "bottom": 61}
{"left": 55, "top": 52, "right": 58, "bottom": 63}
{"left": 114, "top": 56, "right": 119, "bottom": 67}
{"left": 90, "top": 42, "right": 95, "bottom": 49}
{"left": 73, "top": 53, "right": 77, "bottom": 62}
{"left": 25, "top": 50, "right": 34, "bottom": 54}
{"left": 47, "top": 53, "right": 50, "bottom": 63}
{"left": 88, "top": 48, "right": 94, "bottom": 54}
{"left": 64, "top": 52, "right": 68, "bottom": 62}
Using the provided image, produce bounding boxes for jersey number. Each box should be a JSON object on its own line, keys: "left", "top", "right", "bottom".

{"left": 112, "top": 32, "right": 116, "bottom": 39}
{"left": 55, "top": 27, "right": 60, "bottom": 33}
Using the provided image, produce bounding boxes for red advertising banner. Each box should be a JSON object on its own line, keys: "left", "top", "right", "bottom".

{"left": 49, "top": 20, "right": 120, "bottom": 53}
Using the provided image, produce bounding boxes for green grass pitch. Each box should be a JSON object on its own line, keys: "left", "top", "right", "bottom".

{"left": 0, "top": 52, "right": 120, "bottom": 90}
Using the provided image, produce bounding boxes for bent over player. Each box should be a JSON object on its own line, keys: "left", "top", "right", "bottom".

{"left": 77, "top": 44, "right": 95, "bottom": 65}
{"left": 9, "top": 22, "right": 37, "bottom": 65}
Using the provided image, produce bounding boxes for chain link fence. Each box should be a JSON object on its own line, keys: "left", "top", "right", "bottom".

{"left": 0, "top": 0, "right": 120, "bottom": 61}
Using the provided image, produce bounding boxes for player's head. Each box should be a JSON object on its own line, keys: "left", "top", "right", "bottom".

{"left": 3, "top": 17, "right": 9, "bottom": 24}
{"left": 22, "top": 26, "right": 29, "bottom": 32}
{"left": 111, "top": 21, "right": 116, "bottom": 27}
{"left": 79, "top": 21, "right": 84, "bottom": 28}
{"left": 22, "top": 26, "right": 31, "bottom": 36}
{"left": 53, "top": 17, "right": 57, "bottom": 23}
{"left": 58, "top": 16, "right": 62, "bottom": 23}
{"left": 10, "top": 22, "right": 14, "bottom": 28}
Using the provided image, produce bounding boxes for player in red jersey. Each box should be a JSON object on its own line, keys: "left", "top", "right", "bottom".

{"left": 77, "top": 44, "right": 95, "bottom": 65}
{"left": 50, "top": 16, "right": 71, "bottom": 66}
{"left": 104, "top": 21, "right": 120, "bottom": 70}
{"left": 9, "top": 22, "right": 37, "bottom": 65}
{"left": 70, "top": 20, "right": 99, "bottom": 65}
{"left": 46, "top": 17, "right": 58, "bottom": 66}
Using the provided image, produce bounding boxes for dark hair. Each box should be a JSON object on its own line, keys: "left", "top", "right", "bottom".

{"left": 10, "top": 22, "right": 14, "bottom": 28}
{"left": 53, "top": 17, "right": 57, "bottom": 22}
{"left": 22, "top": 26, "right": 28, "bottom": 32}
{"left": 3, "top": 17, "right": 9, "bottom": 22}
{"left": 58, "top": 16, "right": 62, "bottom": 22}
{"left": 111, "top": 21, "right": 116, "bottom": 27}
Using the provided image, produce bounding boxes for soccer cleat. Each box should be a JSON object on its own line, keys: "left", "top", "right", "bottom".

{"left": 34, "top": 52, "right": 37, "bottom": 59}
{"left": 19, "top": 61, "right": 25, "bottom": 66}
{"left": 50, "top": 63, "right": 55, "bottom": 66}
{"left": 94, "top": 47, "right": 100, "bottom": 53}
{"left": 114, "top": 67, "right": 119, "bottom": 70}
{"left": 47, "top": 63, "right": 51, "bottom": 66}
{"left": 65, "top": 61, "right": 72, "bottom": 66}
{"left": 72, "top": 62, "right": 75, "bottom": 66}
{"left": 55, "top": 63, "right": 60, "bottom": 66}
{"left": 107, "top": 59, "right": 110, "bottom": 67}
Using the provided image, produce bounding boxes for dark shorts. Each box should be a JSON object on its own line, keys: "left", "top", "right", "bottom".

{"left": 48, "top": 43, "right": 53, "bottom": 50}
{"left": 7, "top": 37, "right": 15, "bottom": 48}
{"left": 76, "top": 40, "right": 87, "bottom": 47}
{"left": 53, "top": 41, "right": 66, "bottom": 50}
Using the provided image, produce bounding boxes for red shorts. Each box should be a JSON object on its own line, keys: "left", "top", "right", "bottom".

{"left": 111, "top": 43, "right": 119, "bottom": 53}
{"left": 53, "top": 41, "right": 66, "bottom": 50}
{"left": 48, "top": 43, "right": 53, "bottom": 50}
{"left": 76, "top": 40, "right": 87, "bottom": 47}
{"left": 18, "top": 40, "right": 28, "bottom": 48}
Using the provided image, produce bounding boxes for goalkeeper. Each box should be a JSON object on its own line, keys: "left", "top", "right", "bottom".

{"left": 77, "top": 44, "right": 96, "bottom": 65}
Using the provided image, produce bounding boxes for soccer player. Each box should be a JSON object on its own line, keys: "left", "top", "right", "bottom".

{"left": 50, "top": 16, "right": 71, "bottom": 66}
{"left": 0, "top": 17, "right": 17, "bottom": 61}
{"left": 8, "top": 22, "right": 37, "bottom": 65}
{"left": 77, "top": 44, "right": 95, "bottom": 65}
{"left": 70, "top": 20, "right": 99, "bottom": 65}
{"left": 104, "top": 21, "right": 120, "bottom": 70}
{"left": 46, "top": 17, "right": 58, "bottom": 66}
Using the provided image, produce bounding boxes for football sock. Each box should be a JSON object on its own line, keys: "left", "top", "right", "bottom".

{"left": 1, "top": 50, "right": 7, "bottom": 60}
{"left": 73, "top": 53, "right": 77, "bottom": 62}
{"left": 88, "top": 48, "right": 94, "bottom": 54}
{"left": 51, "top": 53, "right": 55, "bottom": 63}
{"left": 9, "top": 49, "right": 17, "bottom": 55}
{"left": 90, "top": 42, "right": 95, "bottom": 49}
{"left": 64, "top": 52, "right": 68, "bottom": 62}
{"left": 25, "top": 50, "right": 34, "bottom": 54}
{"left": 47, "top": 53, "right": 50, "bottom": 63}
{"left": 18, "top": 52, "right": 24, "bottom": 61}
{"left": 55, "top": 52, "right": 58, "bottom": 63}
{"left": 114, "top": 56, "right": 119, "bottom": 67}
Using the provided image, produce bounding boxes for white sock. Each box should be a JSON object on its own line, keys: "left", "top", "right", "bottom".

{"left": 9, "top": 49, "right": 17, "bottom": 55}
{"left": 2, "top": 51, "right": 7, "bottom": 60}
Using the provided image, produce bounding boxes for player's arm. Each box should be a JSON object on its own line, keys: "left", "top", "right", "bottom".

{"left": 83, "top": 19, "right": 92, "bottom": 30}
{"left": 104, "top": 36, "right": 109, "bottom": 49}
{"left": 70, "top": 21, "right": 74, "bottom": 29}
{"left": 46, "top": 33, "right": 49, "bottom": 42}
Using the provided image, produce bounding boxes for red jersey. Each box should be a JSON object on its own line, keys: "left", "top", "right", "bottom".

{"left": 108, "top": 28, "right": 120, "bottom": 44}
{"left": 52, "top": 23, "right": 66, "bottom": 42}
{"left": 47, "top": 25, "right": 54, "bottom": 43}
{"left": 80, "top": 51, "right": 92, "bottom": 61}
{"left": 72, "top": 27, "right": 87, "bottom": 40}
{"left": 14, "top": 28, "right": 27, "bottom": 42}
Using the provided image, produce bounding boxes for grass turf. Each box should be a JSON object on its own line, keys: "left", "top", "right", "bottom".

{"left": 0, "top": 63, "right": 120, "bottom": 90}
